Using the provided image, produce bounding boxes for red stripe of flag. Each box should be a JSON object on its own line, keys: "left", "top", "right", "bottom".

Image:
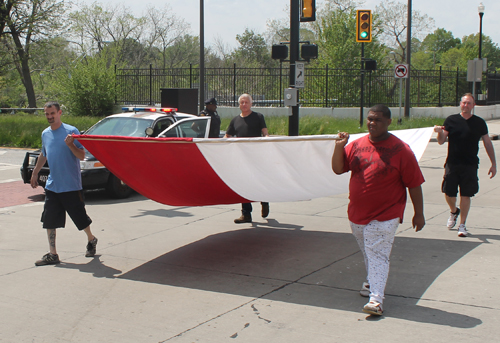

{"left": 76, "top": 135, "right": 249, "bottom": 206}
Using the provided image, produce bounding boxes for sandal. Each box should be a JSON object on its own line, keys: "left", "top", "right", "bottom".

{"left": 363, "top": 300, "right": 383, "bottom": 316}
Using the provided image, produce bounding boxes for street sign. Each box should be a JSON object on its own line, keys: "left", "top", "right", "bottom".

{"left": 467, "top": 59, "right": 482, "bottom": 82}
{"left": 394, "top": 64, "right": 408, "bottom": 79}
{"left": 295, "top": 62, "right": 305, "bottom": 88}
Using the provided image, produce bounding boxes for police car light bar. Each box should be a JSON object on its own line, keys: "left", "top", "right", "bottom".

{"left": 121, "top": 107, "right": 178, "bottom": 113}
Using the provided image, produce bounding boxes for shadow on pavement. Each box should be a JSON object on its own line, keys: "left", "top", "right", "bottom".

{"left": 56, "top": 256, "right": 122, "bottom": 278}
{"left": 116, "top": 225, "right": 485, "bottom": 328}
{"left": 130, "top": 207, "right": 196, "bottom": 219}
{"left": 83, "top": 191, "right": 147, "bottom": 205}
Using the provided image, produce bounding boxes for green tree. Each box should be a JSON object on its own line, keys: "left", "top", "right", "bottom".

{"left": 422, "top": 28, "right": 460, "bottom": 56}
{"left": 375, "top": 0, "right": 435, "bottom": 63}
{"left": 68, "top": 2, "right": 190, "bottom": 69}
{"left": 461, "top": 34, "right": 500, "bottom": 71}
{"left": 312, "top": 1, "right": 387, "bottom": 69}
{"left": 68, "top": 3, "right": 146, "bottom": 66}
{"left": 161, "top": 34, "right": 200, "bottom": 68}
{"left": 410, "top": 28, "right": 461, "bottom": 69}
{"left": 1, "top": 0, "right": 66, "bottom": 108}
{"left": 438, "top": 34, "right": 500, "bottom": 71}
{"left": 57, "top": 51, "right": 118, "bottom": 117}
{"left": 440, "top": 46, "right": 467, "bottom": 69}
{"left": 143, "top": 5, "right": 190, "bottom": 69}
{"left": 0, "top": 0, "right": 16, "bottom": 37}
{"left": 231, "top": 29, "right": 275, "bottom": 68}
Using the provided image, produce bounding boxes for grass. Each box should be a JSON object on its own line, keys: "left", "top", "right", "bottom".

{"left": 221, "top": 115, "right": 444, "bottom": 136}
{"left": 0, "top": 113, "right": 103, "bottom": 148}
{"left": 2, "top": 112, "right": 444, "bottom": 149}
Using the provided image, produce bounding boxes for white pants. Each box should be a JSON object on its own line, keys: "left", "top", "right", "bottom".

{"left": 350, "top": 218, "right": 400, "bottom": 304}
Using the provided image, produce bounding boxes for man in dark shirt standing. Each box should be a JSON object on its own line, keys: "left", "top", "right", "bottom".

{"left": 434, "top": 93, "right": 496, "bottom": 237}
{"left": 225, "top": 93, "right": 270, "bottom": 223}
{"left": 199, "top": 97, "right": 221, "bottom": 138}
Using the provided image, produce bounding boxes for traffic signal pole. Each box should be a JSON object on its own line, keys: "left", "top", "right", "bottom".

{"left": 360, "top": 42, "right": 365, "bottom": 127}
{"left": 289, "top": 0, "right": 300, "bottom": 136}
{"left": 355, "top": 10, "right": 372, "bottom": 127}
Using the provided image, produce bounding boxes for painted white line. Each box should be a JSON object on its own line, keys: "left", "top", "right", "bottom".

{"left": 0, "top": 164, "right": 20, "bottom": 171}
{"left": 0, "top": 201, "right": 44, "bottom": 213}
{"left": 0, "top": 178, "right": 21, "bottom": 184}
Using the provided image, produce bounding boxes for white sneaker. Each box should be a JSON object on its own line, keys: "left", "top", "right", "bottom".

{"left": 458, "top": 224, "right": 470, "bottom": 237}
{"left": 360, "top": 282, "right": 370, "bottom": 297}
{"left": 447, "top": 208, "right": 460, "bottom": 229}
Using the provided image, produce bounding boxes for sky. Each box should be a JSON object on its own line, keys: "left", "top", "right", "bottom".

{"left": 78, "top": 0, "right": 500, "bottom": 49}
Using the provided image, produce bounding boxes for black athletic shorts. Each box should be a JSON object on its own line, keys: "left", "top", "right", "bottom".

{"left": 441, "top": 164, "right": 479, "bottom": 197}
{"left": 41, "top": 189, "right": 92, "bottom": 230}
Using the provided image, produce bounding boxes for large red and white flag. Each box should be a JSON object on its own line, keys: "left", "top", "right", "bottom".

{"left": 75, "top": 127, "right": 433, "bottom": 206}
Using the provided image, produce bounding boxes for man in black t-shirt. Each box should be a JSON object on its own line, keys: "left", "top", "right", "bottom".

{"left": 225, "top": 94, "right": 270, "bottom": 223}
{"left": 434, "top": 93, "right": 497, "bottom": 237}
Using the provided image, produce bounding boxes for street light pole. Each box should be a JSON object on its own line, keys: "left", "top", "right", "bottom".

{"left": 288, "top": 0, "right": 300, "bottom": 136}
{"left": 404, "top": 0, "right": 412, "bottom": 118}
{"left": 478, "top": 3, "right": 484, "bottom": 59}
{"left": 477, "top": 2, "right": 485, "bottom": 101}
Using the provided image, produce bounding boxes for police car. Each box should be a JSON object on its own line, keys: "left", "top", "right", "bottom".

{"left": 20, "top": 107, "right": 211, "bottom": 198}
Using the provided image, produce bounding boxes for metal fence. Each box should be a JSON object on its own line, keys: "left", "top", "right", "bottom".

{"left": 116, "top": 64, "right": 500, "bottom": 108}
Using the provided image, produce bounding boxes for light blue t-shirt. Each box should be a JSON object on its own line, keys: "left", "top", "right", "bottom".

{"left": 42, "top": 123, "right": 83, "bottom": 193}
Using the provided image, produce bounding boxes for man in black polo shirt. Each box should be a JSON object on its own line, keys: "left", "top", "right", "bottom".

{"left": 225, "top": 93, "right": 270, "bottom": 223}
{"left": 434, "top": 93, "right": 497, "bottom": 237}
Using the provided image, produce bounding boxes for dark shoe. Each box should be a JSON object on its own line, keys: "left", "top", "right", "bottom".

{"left": 35, "top": 253, "right": 60, "bottom": 266}
{"left": 234, "top": 214, "right": 252, "bottom": 224}
{"left": 85, "top": 237, "right": 98, "bottom": 257}
{"left": 261, "top": 203, "right": 269, "bottom": 218}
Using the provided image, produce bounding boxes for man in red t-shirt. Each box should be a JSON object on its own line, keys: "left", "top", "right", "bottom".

{"left": 332, "top": 104, "right": 425, "bottom": 316}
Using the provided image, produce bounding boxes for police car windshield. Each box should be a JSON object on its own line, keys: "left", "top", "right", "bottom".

{"left": 85, "top": 117, "right": 153, "bottom": 137}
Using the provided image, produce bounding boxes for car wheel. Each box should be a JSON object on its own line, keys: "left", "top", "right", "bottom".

{"left": 106, "top": 174, "right": 132, "bottom": 199}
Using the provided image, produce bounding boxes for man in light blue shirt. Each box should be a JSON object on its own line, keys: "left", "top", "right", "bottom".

{"left": 31, "top": 101, "right": 98, "bottom": 266}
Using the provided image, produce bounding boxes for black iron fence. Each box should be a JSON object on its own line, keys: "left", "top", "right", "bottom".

{"left": 115, "top": 64, "right": 500, "bottom": 108}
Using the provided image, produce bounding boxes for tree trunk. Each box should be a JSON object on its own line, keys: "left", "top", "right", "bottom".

{"left": 9, "top": 24, "right": 37, "bottom": 108}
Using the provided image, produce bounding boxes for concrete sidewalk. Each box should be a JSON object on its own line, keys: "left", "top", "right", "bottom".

{"left": 0, "top": 123, "right": 499, "bottom": 343}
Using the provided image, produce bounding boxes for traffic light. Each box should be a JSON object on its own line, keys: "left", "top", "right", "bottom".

{"left": 356, "top": 10, "right": 372, "bottom": 43}
{"left": 300, "top": 0, "right": 316, "bottom": 22}
{"left": 364, "top": 59, "right": 377, "bottom": 71}
{"left": 272, "top": 44, "right": 288, "bottom": 60}
{"left": 301, "top": 44, "right": 318, "bottom": 61}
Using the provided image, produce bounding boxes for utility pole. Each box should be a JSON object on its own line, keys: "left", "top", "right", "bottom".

{"left": 272, "top": 1, "right": 317, "bottom": 136}
{"left": 199, "top": 0, "right": 205, "bottom": 112}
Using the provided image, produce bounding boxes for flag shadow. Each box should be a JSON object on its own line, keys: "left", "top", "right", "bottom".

{"left": 118, "top": 227, "right": 483, "bottom": 328}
